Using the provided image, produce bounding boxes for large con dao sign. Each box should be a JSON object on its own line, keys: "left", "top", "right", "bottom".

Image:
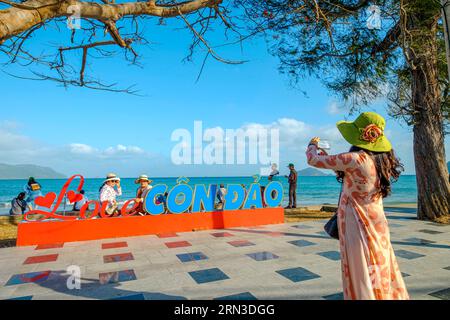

{"left": 24, "top": 175, "right": 284, "bottom": 222}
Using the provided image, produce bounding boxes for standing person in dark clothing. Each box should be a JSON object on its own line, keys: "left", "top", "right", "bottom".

{"left": 285, "top": 163, "right": 298, "bottom": 209}
{"left": 10, "top": 192, "right": 27, "bottom": 215}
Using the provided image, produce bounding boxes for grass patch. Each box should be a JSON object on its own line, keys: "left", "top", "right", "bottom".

{"left": 0, "top": 215, "right": 20, "bottom": 247}
{"left": 434, "top": 215, "right": 450, "bottom": 225}
{"left": 284, "top": 207, "right": 335, "bottom": 223}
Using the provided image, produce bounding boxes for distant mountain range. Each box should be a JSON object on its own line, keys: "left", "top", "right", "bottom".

{"left": 298, "top": 167, "right": 332, "bottom": 177}
{"left": 0, "top": 164, "right": 66, "bottom": 179}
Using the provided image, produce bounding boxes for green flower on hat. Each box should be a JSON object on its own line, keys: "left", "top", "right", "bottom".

{"left": 336, "top": 112, "right": 392, "bottom": 152}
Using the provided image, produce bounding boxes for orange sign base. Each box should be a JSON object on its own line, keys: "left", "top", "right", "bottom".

{"left": 16, "top": 208, "right": 285, "bottom": 246}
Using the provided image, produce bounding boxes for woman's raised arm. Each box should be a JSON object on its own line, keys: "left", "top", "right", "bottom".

{"left": 306, "top": 144, "right": 363, "bottom": 172}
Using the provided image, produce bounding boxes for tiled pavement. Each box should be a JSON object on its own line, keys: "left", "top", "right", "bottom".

{"left": 0, "top": 209, "right": 449, "bottom": 300}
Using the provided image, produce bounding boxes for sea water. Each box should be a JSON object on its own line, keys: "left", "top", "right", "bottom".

{"left": 0, "top": 176, "right": 418, "bottom": 215}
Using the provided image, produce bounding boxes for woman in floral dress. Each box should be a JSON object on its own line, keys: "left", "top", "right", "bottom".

{"left": 306, "top": 112, "right": 409, "bottom": 300}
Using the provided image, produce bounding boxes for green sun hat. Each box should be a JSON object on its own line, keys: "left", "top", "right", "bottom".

{"left": 336, "top": 112, "right": 392, "bottom": 152}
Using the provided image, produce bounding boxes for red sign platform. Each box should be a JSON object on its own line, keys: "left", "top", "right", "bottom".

{"left": 17, "top": 207, "right": 284, "bottom": 246}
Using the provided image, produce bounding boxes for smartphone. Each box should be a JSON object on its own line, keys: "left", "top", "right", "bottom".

{"left": 318, "top": 140, "right": 331, "bottom": 150}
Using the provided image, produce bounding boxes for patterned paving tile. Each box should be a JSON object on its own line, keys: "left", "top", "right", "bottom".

{"left": 145, "top": 293, "right": 188, "bottom": 300}
{"left": 103, "top": 252, "right": 134, "bottom": 263}
{"left": 99, "top": 269, "right": 137, "bottom": 284}
{"left": 102, "top": 241, "right": 128, "bottom": 250}
{"left": 5, "top": 271, "right": 51, "bottom": 286}
{"left": 165, "top": 241, "right": 192, "bottom": 249}
{"left": 395, "top": 250, "right": 425, "bottom": 260}
{"left": 35, "top": 243, "right": 64, "bottom": 250}
{"left": 404, "top": 237, "right": 436, "bottom": 245}
{"left": 418, "top": 229, "right": 444, "bottom": 235}
{"left": 429, "top": 288, "right": 450, "bottom": 300}
{"left": 227, "top": 240, "right": 255, "bottom": 247}
{"left": 23, "top": 254, "right": 58, "bottom": 265}
{"left": 317, "top": 251, "right": 341, "bottom": 261}
{"left": 288, "top": 240, "right": 316, "bottom": 248}
{"left": 111, "top": 293, "right": 146, "bottom": 300}
{"left": 1, "top": 215, "right": 448, "bottom": 300}
{"left": 247, "top": 252, "right": 279, "bottom": 261}
{"left": 211, "top": 232, "right": 234, "bottom": 238}
{"left": 316, "top": 231, "right": 329, "bottom": 236}
{"left": 189, "top": 268, "right": 230, "bottom": 284}
{"left": 323, "top": 292, "right": 344, "bottom": 300}
{"left": 276, "top": 267, "right": 320, "bottom": 283}
{"left": 157, "top": 233, "right": 179, "bottom": 238}
{"left": 176, "top": 252, "right": 208, "bottom": 263}
{"left": 7, "top": 296, "right": 33, "bottom": 300}
{"left": 214, "top": 292, "right": 258, "bottom": 300}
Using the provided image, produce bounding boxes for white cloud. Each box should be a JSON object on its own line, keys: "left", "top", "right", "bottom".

{"left": 325, "top": 100, "right": 351, "bottom": 115}
{"left": 103, "top": 145, "right": 145, "bottom": 156}
{"left": 0, "top": 123, "right": 165, "bottom": 177}
{"left": 200, "top": 117, "right": 436, "bottom": 174}
{"left": 68, "top": 143, "right": 145, "bottom": 158}
{"left": 1, "top": 119, "right": 447, "bottom": 177}
{"left": 69, "top": 143, "right": 97, "bottom": 155}
{"left": 327, "top": 101, "right": 340, "bottom": 115}
{"left": 0, "top": 122, "right": 34, "bottom": 152}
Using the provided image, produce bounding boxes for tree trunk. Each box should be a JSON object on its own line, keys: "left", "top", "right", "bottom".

{"left": 413, "top": 100, "right": 450, "bottom": 221}
{"left": 404, "top": 1, "right": 450, "bottom": 221}
{"left": 441, "top": 0, "right": 450, "bottom": 81}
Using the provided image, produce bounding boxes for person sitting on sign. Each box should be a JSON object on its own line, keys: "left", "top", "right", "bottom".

{"left": 260, "top": 186, "right": 267, "bottom": 208}
{"left": 73, "top": 190, "right": 88, "bottom": 212}
{"left": 216, "top": 184, "right": 227, "bottom": 209}
{"left": 24, "top": 177, "right": 42, "bottom": 210}
{"left": 218, "top": 184, "right": 227, "bottom": 203}
{"left": 155, "top": 192, "right": 169, "bottom": 213}
{"left": 131, "top": 174, "right": 153, "bottom": 216}
{"left": 10, "top": 192, "right": 27, "bottom": 215}
{"left": 99, "top": 173, "right": 122, "bottom": 216}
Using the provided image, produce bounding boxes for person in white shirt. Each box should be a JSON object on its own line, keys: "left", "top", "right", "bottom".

{"left": 73, "top": 190, "right": 88, "bottom": 211}
{"left": 99, "top": 173, "right": 122, "bottom": 216}
{"left": 217, "top": 184, "right": 227, "bottom": 208}
{"left": 268, "top": 163, "right": 280, "bottom": 181}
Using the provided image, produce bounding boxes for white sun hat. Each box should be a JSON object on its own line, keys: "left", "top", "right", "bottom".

{"left": 135, "top": 174, "right": 153, "bottom": 184}
{"left": 104, "top": 173, "right": 120, "bottom": 183}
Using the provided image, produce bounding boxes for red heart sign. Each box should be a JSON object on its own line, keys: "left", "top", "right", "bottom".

{"left": 35, "top": 192, "right": 57, "bottom": 208}
{"left": 67, "top": 190, "right": 83, "bottom": 203}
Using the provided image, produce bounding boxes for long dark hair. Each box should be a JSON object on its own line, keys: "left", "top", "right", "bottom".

{"left": 336, "top": 146, "right": 404, "bottom": 198}
{"left": 28, "top": 177, "right": 36, "bottom": 186}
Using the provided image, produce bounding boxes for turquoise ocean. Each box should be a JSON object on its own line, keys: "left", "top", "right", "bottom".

{"left": 0, "top": 176, "right": 417, "bottom": 215}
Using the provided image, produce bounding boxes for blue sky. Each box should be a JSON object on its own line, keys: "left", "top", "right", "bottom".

{"left": 0, "top": 15, "right": 448, "bottom": 177}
